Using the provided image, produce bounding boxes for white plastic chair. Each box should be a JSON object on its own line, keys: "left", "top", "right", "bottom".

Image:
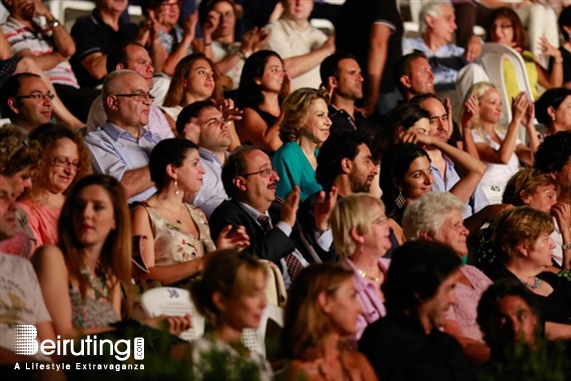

{"left": 259, "top": 259, "right": 287, "bottom": 307}
{"left": 478, "top": 43, "right": 535, "bottom": 144}
{"left": 140, "top": 287, "right": 205, "bottom": 342}
{"left": 241, "top": 304, "right": 284, "bottom": 358}
{"left": 310, "top": 18, "right": 334, "bottom": 36}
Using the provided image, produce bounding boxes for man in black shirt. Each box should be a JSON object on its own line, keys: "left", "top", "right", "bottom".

{"left": 359, "top": 241, "right": 475, "bottom": 381}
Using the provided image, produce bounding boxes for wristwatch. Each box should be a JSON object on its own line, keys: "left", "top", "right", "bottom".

{"left": 47, "top": 18, "right": 60, "bottom": 29}
{"left": 563, "top": 243, "right": 571, "bottom": 250}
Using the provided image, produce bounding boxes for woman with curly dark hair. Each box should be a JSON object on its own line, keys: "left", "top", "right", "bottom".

{"left": 272, "top": 87, "right": 331, "bottom": 201}
{"left": 236, "top": 50, "right": 289, "bottom": 153}
{"left": 17, "top": 123, "right": 91, "bottom": 247}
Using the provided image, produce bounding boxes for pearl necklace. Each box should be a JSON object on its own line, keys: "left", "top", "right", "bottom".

{"left": 519, "top": 276, "right": 541, "bottom": 289}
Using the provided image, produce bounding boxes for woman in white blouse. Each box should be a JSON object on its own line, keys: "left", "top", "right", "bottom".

{"left": 460, "top": 82, "right": 539, "bottom": 203}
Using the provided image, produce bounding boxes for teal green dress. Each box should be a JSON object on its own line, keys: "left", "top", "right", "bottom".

{"left": 272, "top": 141, "right": 322, "bottom": 202}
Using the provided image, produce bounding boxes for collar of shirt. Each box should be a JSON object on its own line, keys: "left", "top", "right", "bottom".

{"left": 198, "top": 147, "right": 229, "bottom": 165}
{"left": 237, "top": 200, "right": 270, "bottom": 228}
{"left": 102, "top": 121, "right": 151, "bottom": 143}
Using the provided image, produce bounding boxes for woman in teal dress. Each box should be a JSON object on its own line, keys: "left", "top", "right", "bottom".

{"left": 272, "top": 87, "right": 331, "bottom": 201}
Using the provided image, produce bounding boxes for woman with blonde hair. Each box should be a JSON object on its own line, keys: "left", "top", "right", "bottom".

{"left": 280, "top": 263, "right": 378, "bottom": 381}
{"left": 330, "top": 194, "right": 392, "bottom": 340}
{"left": 460, "top": 81, "right": 539, "bottom": 203}
{"left": 272, "top": 87, "right": 331, "bottom": 201}
{"left": 190, "top": 249, "right": 272, "bottom": 380}
{"left": 18, "top": 123, "right": 91, "bottom": 247}
{"left": 0, "top": 125, "right": 42, "bottom": 257}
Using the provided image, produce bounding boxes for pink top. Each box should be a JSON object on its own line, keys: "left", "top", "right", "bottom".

{"left": 444, "top": 265, "right": 493, "bottom": 342}
{"left": 341, "top": 257, "right": 390, "bottom": 340}
{"left": 17, "top": 199, "right": 60, "bottom": 247}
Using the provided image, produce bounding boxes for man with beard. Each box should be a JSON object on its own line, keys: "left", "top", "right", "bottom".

{"left": 209, "top": 146, "right": 335, "bottom": 287}
{"left": 320, "top": 52, "right": 380, "bottom": 138}
{"left": 298, "top": 131, "right": 399, "bottom": 257}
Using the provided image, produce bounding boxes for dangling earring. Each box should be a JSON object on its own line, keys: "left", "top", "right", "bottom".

{"left": 395, "top": 190, "right": 406, "bottom": 209}
{"left": 174, "top": 180, "right": 179, "bottom": 195}
{"left": 552, "top": 116, "right": 556, "bottom": 121}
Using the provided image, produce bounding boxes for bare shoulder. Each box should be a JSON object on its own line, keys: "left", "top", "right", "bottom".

{"left": 31, "top": 244, "right": 68, "bottom": 276}
{"left": 343, "top": 351, "right": 379, "bottom": 381}
{"left": 278, "top": 360, "right": 317, "bottom": 381}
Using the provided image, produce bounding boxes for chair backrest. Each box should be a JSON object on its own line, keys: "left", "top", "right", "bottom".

{"left": 140, "top": 287, "right": 205, "bottom": 342}
{"left": 478, "top": 43, "right": 535, "bottom": 143}
{"left": 259, "top": 259, "right": 287, "bottom": 307}
{"left": 241, "top": 304, "right": 284, "bottom": 358}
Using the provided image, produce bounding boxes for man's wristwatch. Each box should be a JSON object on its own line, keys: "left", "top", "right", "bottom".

{"left": 47, "top": 18, "right": 60, "bottom": 29}
{"left": 563, "top": 243, "right": 571, "bottom": 250}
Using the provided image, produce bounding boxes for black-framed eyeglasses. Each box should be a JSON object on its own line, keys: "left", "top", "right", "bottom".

{"left": 17, "top": 92, "right": 55, "bottom": 101}
{"left": 114, "top": 92, "right": 155, "bottom": 102}
{"left": 51, "top": 155, "right": 81, "bottom": 171}
{"left": 242, "top": 167, "right": 277, "bottom": 178}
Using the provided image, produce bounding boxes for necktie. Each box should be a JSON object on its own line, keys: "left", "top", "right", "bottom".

{"left": 256, "top": 215, "right": 304, "bottom": 281}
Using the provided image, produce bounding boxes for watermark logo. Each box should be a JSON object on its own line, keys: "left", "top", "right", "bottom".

{"left": 13, "top": 324, "right": 144, "bottom": 361}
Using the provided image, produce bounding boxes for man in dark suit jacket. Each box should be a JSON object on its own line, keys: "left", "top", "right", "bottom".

{"left": 209, "top": 146, "right": 335, "bottom": 288}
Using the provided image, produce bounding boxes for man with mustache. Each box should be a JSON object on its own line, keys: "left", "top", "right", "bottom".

{"left": 320, "top": 52, "right": 380, "bottom": 138}
{"left": 209, "top": 145, "right": 335, "bottom": 288}
{"left": 84, "top": 70, "right": 161, "bottom": 204}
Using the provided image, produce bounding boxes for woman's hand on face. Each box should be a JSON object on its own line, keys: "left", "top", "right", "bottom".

{"left": 461, "top": 93, "right": 479, "bottom": 129}
{"left": 511, "top": 91, "right": 530, "bottom": 123}
{"left": 552, "top": 202, "right": 571, "bottom": 233}
{"left": 203, "top": 10, "right": 220, "bottom": 38}
{"left": 537, "top": 37, "right": 561, "bottom": 59}
{"left": 216, "top": 225, "right": 250, "bottom": 251}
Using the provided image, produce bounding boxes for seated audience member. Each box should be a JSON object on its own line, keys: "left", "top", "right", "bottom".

{"left": 0, "top": 176, "right": 63, "bottom": 377}
{"left": 330, "top": 194, "right": 392, "bottom": 340}
{"left": 535, "top": 87, "right": 571, "bottom": 137}
{"left": 1, "top": 0, "right": 100, "bottom": 123}
{"left": 487, "top": 7, "right": 562, "bottom": 103}
{"left": 402, "top": 2, "right": 487, "bottom": 94}
{"left": 209, "top": 146, "right": 334, "bottom": 288}
{"left": 0, "top": 29, "right": 83, "bottom": 129}
{"left": 335, "top": 0, "right": 404, "bottom": 117}
{"left": 236, "top": 50, "right": 289, "bottom": 153}
{"left": 460, "top": 83, "right": 538, "bottom": 204}
{"left": 131, "top": 138, "right": 248, "bottom": 289}
{"left": 299, "top": 131, "right": 383, "bottom": 251}
{"left": 485, "top": 207, "right": 571, "bottom": 330}
{"left": 320, "top": 52, "right": 380, "bottom": 138}
{"left": 556, "top": 6, "right": 571, "bottom": 89}
{"left": 412, "top": 93, "right": 488, "bottom": 219}
{"left": 394, "top": 52, "right": 435, "bottom": 102}
{"left": 142, "top": 0, "right": 198, "bottom": 76}
{"left": 85, "top": 41, "right": 174, "bottom": 139}
{"left": 403, "top": 192, "right": 493, "bottom": 365}
{"left": 374, "top": 102, "right": 431, "bottom": 158}
{"left": 272, "top": 87, "right": 331, "bottom": 202}
{"left": 477, "top": 280, "right": 570, "bottom": 378}
{"left": 263, "top": 0, "right": 334, "bottom": 90}
{"left": 0, "top": 73, "right": 54, "bottom": 133}
{"left": 161, "top": 52, "right": 240, "bottom": 150}
{"left": 199, "top": 0, "right": 270, "bottom": 90}
{"left": 280, "top": 263, "right": 378, "bottom": 381}
{"left": 176, "top": 100, "right": 232, "bottom": 218}
{"left": 534, "top": 131, "right": 571, "bottom": 269}
{"left": 190, "top": 249, "right": 272, "bottom": 380}
{"left": 32, "top": 174, "right": 190, "bottom": 338}
{"left": 70, "top": 0, "right": 139, "bottom": 88}
{"left": 84, "top": 70, "right": 160, "bottom": 204}
{"left": 18, "top": 123, "right": 91, "bottom": 247}
{"left": 0, "top": 125, "right": 41, "bottom": 257}
{"left": 359, "top": 241, "right": 475, "bottom": 381}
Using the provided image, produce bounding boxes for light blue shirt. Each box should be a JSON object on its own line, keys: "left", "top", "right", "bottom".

{"left": 402, "top": 37, "right": 465, "bottom": 86}
{"left": 192, "top": 148, "right": 229, "bottom": 219}
{"left": 431, "top": 155, "right": 489, "bottom": 218}
{"left": 84, "top": 121, "right": 160, "bottom": 203}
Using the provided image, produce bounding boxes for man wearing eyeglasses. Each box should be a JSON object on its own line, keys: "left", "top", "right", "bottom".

{"left": 209, "top": 145, "right": 335, "bottom": 288}
{"left": 175, "top": 99, "right": 232, "bottom": 219}
{"left": 84, "top": 70, "right": 161, "bottom": 204}
{"left": 0, "top": 73, "right": 53, "bottom": 133}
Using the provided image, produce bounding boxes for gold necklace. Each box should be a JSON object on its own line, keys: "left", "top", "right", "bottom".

{"left": 356, "top": 268, "right": 383, "bottom": 282}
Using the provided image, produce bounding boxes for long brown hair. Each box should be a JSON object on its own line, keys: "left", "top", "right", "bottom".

{"left": 281, "top": 263, "right": 354, "bottom": 361}
{"left": 58, "top": 174, "right": 132, "bottom": 317}
{"left": 162, "top": 53, "right": 222, "bottom": 107}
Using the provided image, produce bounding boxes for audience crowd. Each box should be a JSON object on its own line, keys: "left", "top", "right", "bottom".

{"left": 1, "top": 1, "right": 570, "bottom": 380}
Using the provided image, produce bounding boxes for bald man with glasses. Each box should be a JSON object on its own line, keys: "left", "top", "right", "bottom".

{"left": 84, "top": 70, "right": 161, "bottom": 204}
